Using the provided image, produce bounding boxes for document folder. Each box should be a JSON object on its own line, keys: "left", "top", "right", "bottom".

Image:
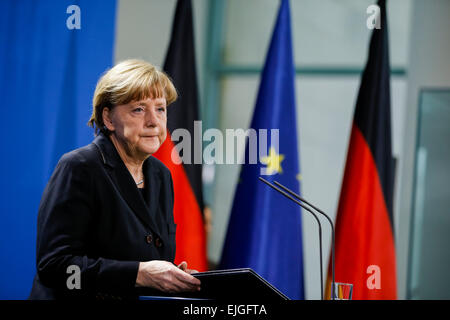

{"left": 136, "top": 268, "right": 289, "bottom": 300}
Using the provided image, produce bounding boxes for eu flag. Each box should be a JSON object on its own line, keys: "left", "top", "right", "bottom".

{"left": 220, "top": 0, "right": 304, "bottom": 300}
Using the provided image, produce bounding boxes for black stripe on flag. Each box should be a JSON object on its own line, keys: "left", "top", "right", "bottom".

{"left": 163, "top": 0, "right": 204, "bottom": 212}
{"left": 353, "top": 0, "right": 395, "bottom": 227}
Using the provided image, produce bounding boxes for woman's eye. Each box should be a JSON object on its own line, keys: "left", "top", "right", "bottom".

{"left": 158, "top": 107, "right": 166, "bottom": 113}
{"left": 133, "top": 107, "right": 144, "bottom": 113}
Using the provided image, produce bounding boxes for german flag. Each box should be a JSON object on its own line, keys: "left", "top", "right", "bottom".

{"left": 153, "top": 0, "right": 207, "bottom": 271}
{"left": 327, "top": 0, "right": 397, "bottom": 299}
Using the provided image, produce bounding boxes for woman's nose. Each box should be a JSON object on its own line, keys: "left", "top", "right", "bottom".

{"left": 145, "top": 109, "right": 158, "bottom": 127}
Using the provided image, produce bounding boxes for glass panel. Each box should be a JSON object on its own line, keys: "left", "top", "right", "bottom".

{"left": 408, "top": 90, "right": 450, "bottom": 299}
{"left": 223, "top": 0, "right": 411, "bottom": 68}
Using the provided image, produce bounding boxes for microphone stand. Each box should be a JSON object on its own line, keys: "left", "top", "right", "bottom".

{"left": 258, "top": 177, "right": 324, "bottom": 300}
{"left": 273, "top": 180, "right": 336, "bottom": 300}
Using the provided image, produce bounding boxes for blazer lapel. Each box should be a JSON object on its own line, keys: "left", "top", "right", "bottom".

{"left": 92, "top": 133, "right": 163, "bottom": 239}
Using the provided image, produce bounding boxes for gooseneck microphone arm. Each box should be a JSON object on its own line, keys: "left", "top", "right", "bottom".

{"left": 258, "top": 177, "right": 324, "bottom": 300}
{"left": 273, "top": 180, "right": 335, "bottom": 300}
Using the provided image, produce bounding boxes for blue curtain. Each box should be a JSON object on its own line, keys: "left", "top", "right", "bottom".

{"left": 0, "top": 0, "right": 117, "bottom": 299}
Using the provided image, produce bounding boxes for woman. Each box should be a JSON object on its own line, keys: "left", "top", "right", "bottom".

{"left": 29, "top": 59, "right": 201, "bottom": 299}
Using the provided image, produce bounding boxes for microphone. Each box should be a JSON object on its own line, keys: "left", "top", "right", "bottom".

{"left": 273, "top": 180, "right": 336, "bottom": 300}
{"left": 258, "top": 177, "right": 324, "bottom": 300}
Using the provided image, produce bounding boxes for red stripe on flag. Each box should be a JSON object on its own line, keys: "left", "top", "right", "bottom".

{"left": 153, "top": 134, "right": 207, "bottom": 271}
{"left": 330, "top": 124, "right": 396, "bottom": 299}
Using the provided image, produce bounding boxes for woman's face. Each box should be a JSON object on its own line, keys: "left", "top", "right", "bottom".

{"left": 104, "top": 96, "right": 167, "bottom": 158}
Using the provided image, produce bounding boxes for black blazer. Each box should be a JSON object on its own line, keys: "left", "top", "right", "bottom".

{"left": 29, "top": 133, "right": 176, "bottom": 299}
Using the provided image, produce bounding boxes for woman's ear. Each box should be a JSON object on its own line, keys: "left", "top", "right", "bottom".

{"left": 102, "top": 107, "right": 115, "bottom": 132}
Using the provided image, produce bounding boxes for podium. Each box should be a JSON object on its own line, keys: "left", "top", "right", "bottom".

{"left": 136, "top": 268, "right": 289, "bottom": 300}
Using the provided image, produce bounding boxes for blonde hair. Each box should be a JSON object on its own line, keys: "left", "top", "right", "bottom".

{"left": 88, "top": 59, "right": 178, "bottom": 134}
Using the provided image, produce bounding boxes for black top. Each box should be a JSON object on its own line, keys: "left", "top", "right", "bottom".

{"left": 29, "top": 133, "right": 176, "bottom": 299}
{"left": 138, "top": 186, "right": 150, "bottom": 208}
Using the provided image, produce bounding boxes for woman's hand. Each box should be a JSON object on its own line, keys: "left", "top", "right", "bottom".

{"left": 136, "top": 260, "right": 201, "bottom": 293}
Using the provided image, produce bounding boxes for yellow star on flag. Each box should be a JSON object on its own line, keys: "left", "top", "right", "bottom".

{"left": 261, "top": 147, "right": 285, "bottom": 175}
